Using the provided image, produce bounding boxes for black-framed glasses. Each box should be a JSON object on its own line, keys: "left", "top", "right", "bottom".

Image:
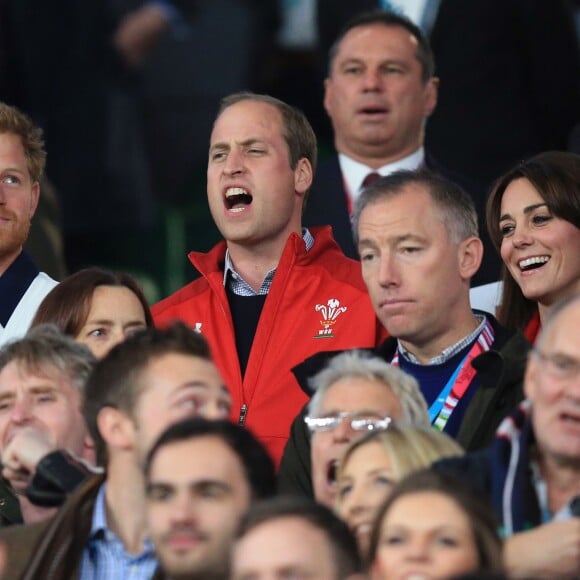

{"left": 304, "top": 412, "right": 393, "bottom": 433}
{"left": 531, "top": 348, "right": 580, "bottom": 381}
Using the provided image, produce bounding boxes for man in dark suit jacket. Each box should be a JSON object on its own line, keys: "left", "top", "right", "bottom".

{"left": 317, "top": 0, "right": 580, "bottom": 189}
{"left": 304, "top": 10, "right": 500, "bottom": 286}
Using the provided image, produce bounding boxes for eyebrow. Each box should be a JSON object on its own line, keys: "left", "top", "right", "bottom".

{"left": 339, "top": 56, "right": 406, "bottom": 66}
{"left": 0, "top": 384, "right": 58, "bottom": 399}
{"left": 358, "top": 233, "right": 426, "bottom": 247}
{"left": 367, "top": 467, "right": 393, "bottom": 476}
{"left": 392, "top": 233, "right": 427, "bottom": 244}
{"left": 357, "top": 239, "right": 378, "bottom": 249}
{"left": 28, "top": 385, "right": 58, "bottom": 395}
{"left": 499, "top": 202, "right": 548, "bottom": 222}
{"left": 191, "top": 479, "right": 231, "bottom": 493}
{"left": 147, "top": 478, "right": 232, "bottom": 492}
{"left": 83, "top": 318, "right": 145, "bottom": 327}
{"left": 339, "top": 57, "right": 365, "bottom": 66}
{"left": 340, "top": 467, "right": 392, "bottom": 483}
{"left": 171, "top": 382, "right": 231, "bottom": 397}
{"left": 1, "top": 166, "right": 27, "bottom": 175}
{"left": 209, "top": 138, "right": 266, "bottom": 153}
{"left": 123, "top": 320, "right": 147, "bottom": 328}
{"left": 83, "top": 319, "right": 114, "bottom": 327}
{"left": 145, "top": 481, "right": 172, "bottom": 495}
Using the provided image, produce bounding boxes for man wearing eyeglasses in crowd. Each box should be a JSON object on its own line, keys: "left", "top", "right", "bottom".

{"left": 288, "top": 349, "right": 430, "bottom": 507}
{"left": 436, "top": 293, "right": 580, "bottom": 578}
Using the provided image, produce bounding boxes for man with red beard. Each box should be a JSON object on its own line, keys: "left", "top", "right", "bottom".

{"left": 0, "top": 102, "right": 57, "bottom": 348}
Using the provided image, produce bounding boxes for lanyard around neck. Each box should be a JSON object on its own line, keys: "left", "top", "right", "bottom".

{"left": 392, "top": 320, "right": 494, "bottom": 431}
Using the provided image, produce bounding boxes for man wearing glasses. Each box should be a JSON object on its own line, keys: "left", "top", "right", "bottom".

{"left": 289, "top": 349, "right": 429, "bottom": 507}
{"left": 436, "top": 293, "right": 580, "bottom": 577}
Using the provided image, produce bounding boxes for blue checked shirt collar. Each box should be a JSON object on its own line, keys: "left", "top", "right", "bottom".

{"left": 81, "top": 483, "right": 157, "bottom": 580}
{"left": 398, "top": 314, "right": 487, "bottom": 365}
{"left": 89, "top": 483, "right": 108, "bottom": 538}
{"left": 223, "top": 228, "right": 314, "bottom": 296}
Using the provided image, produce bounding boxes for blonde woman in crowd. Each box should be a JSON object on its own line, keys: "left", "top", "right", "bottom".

{"left": 335, "top": 425, "right": 463, "bottom": 559}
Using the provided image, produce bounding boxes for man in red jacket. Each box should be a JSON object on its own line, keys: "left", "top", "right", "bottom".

{"left": 153, "top": 92, "right": 385, "bottom": 465}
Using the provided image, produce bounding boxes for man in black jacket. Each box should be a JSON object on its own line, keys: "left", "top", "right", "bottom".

{"left": 435, "top": 294, "right": 580, "bottom": 578}
{"left": 279, "top": 170, "right": 530, "bottom": 496}
{"left": 317, "top": 1, "right": 580, "bottom": 196}
{"left": 304, "top": 10, "right": 500, "bottom": 286}
{"left": 0, "top": 326, "right": 95, "bottom": 526}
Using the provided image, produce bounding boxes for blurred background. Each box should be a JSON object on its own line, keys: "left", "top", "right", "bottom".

{"left": 1, "top": 0, "right": 579, "bottom": 301}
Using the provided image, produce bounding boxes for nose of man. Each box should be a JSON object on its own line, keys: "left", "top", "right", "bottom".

{"left": 331, "top": 416, "right": 357, "bottom": 443}
{"left": 9, "top": 397, "right": 33, "bottom": 425}
{"left": 361, "top": 68, "right": 383, "bottom": 92}
{"left": 223, "top": 148, "right": 245, "bottom": 177}
{"left": 377, "top": 253, "right": 401, "bottom": 288}
{"left": 168, "top": 492, "right": 199, "bottom": 526}
{"left": 200, "top": 400, "right": 225, "bottom": 421}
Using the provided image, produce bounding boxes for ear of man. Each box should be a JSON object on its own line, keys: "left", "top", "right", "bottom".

{"left": 96, "top": 407, "right": 135, "bottom": 453}
{"left": 294, "top": 157, "right": 313, "bottom": 197}
{"left": 457, "top": 236, "right": 483, "bottom": 282}
{"left": 523, "top": 353, "right": 539, "bottom": 401}
{"left": 421, "top": 76, "right": 439, "bottom": 118}
{"left": 80, "top": 433, "right": 97, "bottom": 464}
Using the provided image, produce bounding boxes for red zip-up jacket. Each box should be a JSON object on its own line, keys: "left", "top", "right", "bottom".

{"left": 152, "top": 227, "right": 386, "bottom": 465}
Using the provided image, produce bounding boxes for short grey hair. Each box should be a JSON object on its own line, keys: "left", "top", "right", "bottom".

{"left": 307, "top": 350, "right": 429, "bottom": 427}
{"left": 0, "top": 324, "right": 96, "bottom": 395}
{"left": 353, "top": 169, "right": 479, "bottom": 246}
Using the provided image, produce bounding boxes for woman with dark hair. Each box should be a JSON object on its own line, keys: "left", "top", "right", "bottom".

{"left": 368, "top": 470, "right": 504, "bottom": 579}
{"left": 31, "top": 267, "right": 153, "bottom": 358}
{"left": 486, "top": 151, "right": 580, "bottom": 342}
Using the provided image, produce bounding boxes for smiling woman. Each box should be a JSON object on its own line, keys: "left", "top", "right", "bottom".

{"left": 486, "top": 152, "right": 580, "bottom": 342}
{"left": 368, "top": 470, "right": 504, "bottom": 579}
{"left": 30, "top": 267, "right": 153, "bottom": 358}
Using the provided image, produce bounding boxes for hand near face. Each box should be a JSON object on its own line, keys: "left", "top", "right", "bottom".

{"left": 504, "top": 519, "right": 580, "bottom": 577}
{"left": 113, "top": 4, "right": 171, "bottom": 68}
{"left": 1, "top": 426, "right": 56, "bottom": 490}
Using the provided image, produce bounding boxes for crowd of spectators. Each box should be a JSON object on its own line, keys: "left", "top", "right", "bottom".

{"left": 0, "top": 3, "right": 579, "bottom": 578}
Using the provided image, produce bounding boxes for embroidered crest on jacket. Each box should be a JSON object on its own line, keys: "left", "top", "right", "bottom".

{"left": 313, "top": 298, "right": 347, "bottom": 338}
